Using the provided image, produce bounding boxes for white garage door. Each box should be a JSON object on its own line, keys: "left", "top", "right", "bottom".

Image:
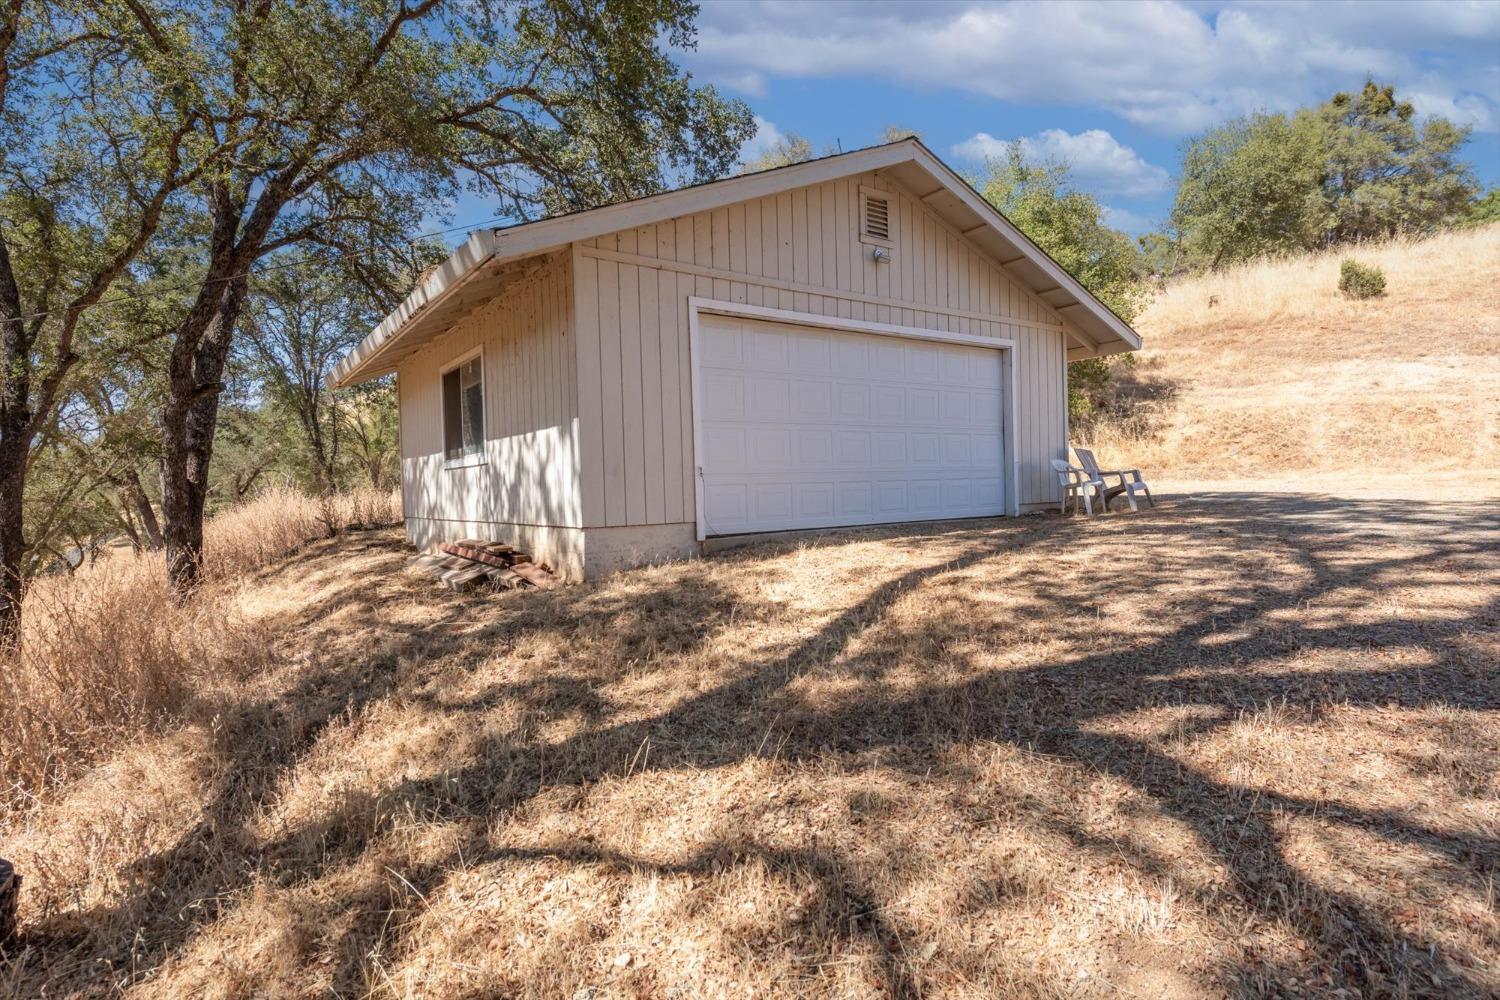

{"left": 696, "top": 314, "right": 1007, "bottom": 536}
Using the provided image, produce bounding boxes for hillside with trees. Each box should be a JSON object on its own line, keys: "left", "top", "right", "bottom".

{"left": 0, "top": 0, "right": 753, "bottom": 630}
{"left": 1168, "top": 80, "right": 1479, "bottom": 270}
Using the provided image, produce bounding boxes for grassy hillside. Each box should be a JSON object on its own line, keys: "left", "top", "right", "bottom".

{"left": 2, "top": 229, "right": 1496, "bottom": 999}
{"left": 1, "top": 487, "right": 401, "bottom": 803}
{"left": 1085, "top": 225, "right": 1500, "bottom": 487}
{"left": 3, "top": 498, "right": 1495, "bottom": 997}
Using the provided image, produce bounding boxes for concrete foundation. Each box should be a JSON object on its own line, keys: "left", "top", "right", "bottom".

{"left": 404, "top": 518, "right": 699, "bottom": 581}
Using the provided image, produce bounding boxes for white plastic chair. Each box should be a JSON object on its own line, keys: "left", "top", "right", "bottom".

{"left": 1050, "top": 458, "right": 1100, "bottom": 516}
{"left": 1073, "top": 448, "right": 1154, "bottom": 512}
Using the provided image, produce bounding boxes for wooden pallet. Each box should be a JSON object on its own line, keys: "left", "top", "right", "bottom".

{"left": 407, "top": 539, "right": 559, "bottom": 592}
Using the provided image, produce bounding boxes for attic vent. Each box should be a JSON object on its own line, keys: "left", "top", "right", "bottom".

{"left": 860, "top": 188, "right": 893, "bottom": 246}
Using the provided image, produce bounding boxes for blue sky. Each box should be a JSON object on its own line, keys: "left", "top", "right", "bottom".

{"left": 690, "top": 0, "right": 1500, "bottom": 236}
{"left": 442, "top": 1, "right": 1500, "bottom": 242}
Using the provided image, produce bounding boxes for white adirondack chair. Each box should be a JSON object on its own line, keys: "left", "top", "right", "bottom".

{"left": 1073, "top": 448, "right": 1154, "bottom": 512}
{"left": 1050, "top": 458, "right": 1100, "bottom": 516}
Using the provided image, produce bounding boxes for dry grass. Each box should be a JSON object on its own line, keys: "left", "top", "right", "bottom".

{"left": 1083, "top": 225, "right": 1500, "bottom": 486}
{"left": 0, "top": 485, "right": 400, "bottom": 807}
{"left": 2, "top": 492, "right": 1494, "bottom": 997}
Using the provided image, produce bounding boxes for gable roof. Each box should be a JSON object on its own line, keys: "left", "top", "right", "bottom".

{"left": 332, "top": 138, "right": 1142, "bottom": 387}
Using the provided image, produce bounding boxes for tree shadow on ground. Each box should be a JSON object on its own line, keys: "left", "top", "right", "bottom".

{"left": 6, "top": 494, "right": 1497, "bottom": 997}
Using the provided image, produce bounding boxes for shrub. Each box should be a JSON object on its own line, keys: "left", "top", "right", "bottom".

{"left": 1339, "top": 258, "right": 1386, "bottom": 299}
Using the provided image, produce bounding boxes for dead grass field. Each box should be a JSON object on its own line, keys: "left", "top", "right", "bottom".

{"left": 2, "top": 489, "right": 1495, "bottom": 998}
{"left": 2, "top": 486, "right": 401, "bottom": 807}
{"left": 1085, "top": 225, "right": 1500, "bottom": 490}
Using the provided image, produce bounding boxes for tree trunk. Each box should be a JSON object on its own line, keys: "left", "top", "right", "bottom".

{"left": 0, "top": 435, "right": 26, "bottom": 648}
{"left": 0, "top": 235, "right": 29, "bottom": 647}
{"left": 0, "top": 857, "right": 18, "bottom": 948}
{"left": 125, "top": 470, "right": 164, "bottom": 549}
{"left": 161, "top": 272, "right": 248, "bottom": 599}
{"left": 115, "top": 499, "right": 144, "bottom": 552}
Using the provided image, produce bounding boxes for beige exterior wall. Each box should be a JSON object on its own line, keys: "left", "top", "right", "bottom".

{"left": 570, "top": 168, "right": 1070, "bottom": 531}
{"left": 396, "top": 253, "right": 584, "bottom": 575}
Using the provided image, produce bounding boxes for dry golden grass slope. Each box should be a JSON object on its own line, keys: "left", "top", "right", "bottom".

{"left": 1086, "top": 224, "right": 1500, "bottom": 494}
{"left": 2, "top": 494, "right": 1496, "bottom": 998}
{"left": 2, "top": 229, "right": 1497, "bottom": 999}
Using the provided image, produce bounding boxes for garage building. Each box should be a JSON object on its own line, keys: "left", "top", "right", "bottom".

{"left": 331, "top": 138, "right": 1142, "bottom": 578}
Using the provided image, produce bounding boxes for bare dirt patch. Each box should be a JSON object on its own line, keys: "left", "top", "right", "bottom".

{"left": 2, "top": 492, "right": 1496, "bottom": 998}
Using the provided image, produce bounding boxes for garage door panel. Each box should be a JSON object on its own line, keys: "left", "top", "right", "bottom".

{"left": 794, "top": 379, "right": 833, "bottom": 417}
{"left": 749, "top": 327, "right": 789, "bottom": 367}
{"left": 703, "top": 374, "right": 744, "bottom": 419}
{"left": 748, "top": 376, "right": 789, "bottom": 418}
{"left": 705, "top": 483, "right": 747, "bottom": 524}
{"left": 973, "top": 391, "right": 1003, "bottom": 425}
{"left": 942, "top": 434, "right": 971, "bottom": 465}
{"left": 794, "top": 333, "right": 831, "bottom": 369}
{"left": 972, "top": 433, "right": 1004, "bottom": 464}
{"left": 873, "top": 433, "right": 906, "bottom": 465}
{"left": 834, "top": 430, "right": 870, "bottom": 466}
{"left": 941, "top": 352, "right": 971, "bottom": 384}
{"left": 798, "top": 483, "right": 834, "bottom": 517}
{"left": 702, "top": 325, "right": 742, "bottom": 366}
{"left": 832, "top": 338, "right": 868, "bottom": 374}
{"left": 874, "top": 386, "right": 905, "bottom": 419}
{"left": 797, "top": 429, "right": 833, "bottom": 466}
{"left": 974, "top": 477, "right": 1004, "bottom": 506}
{"left": 837, "top": 384, "right": 870, "bottom": 419}
{"left": 698, "top": 315, "right": 1006, "bottom": 535}
{"left": 704, "top": 427, "right": 746, "bottom": 470}
{"left": 941, "top": 390, "right": 971, "bottom": 422}
{"left": 838, "top": 482, "right": 871, "bottom": 516}
{"left": 872, "top": 341, "right": 905, "bottom": 377}
{"left": 876, "top": 481, "right": 908, "bottom": 512}
{"left": 909, "top": 432, "right": 940, "bottom": 463}
{"left": 751, "top": 484, "right": 793, "bottom": 521}
{"left": 750, "top": 427, "right": 791, "bottom": 466}
{"left": 908, "top": 344, "right": 941, "bottom": 380}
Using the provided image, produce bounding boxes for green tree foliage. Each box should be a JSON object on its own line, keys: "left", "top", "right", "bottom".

{"left": 230, "top": 253, "right": 426, "bottom": 497}
{"left": 1319, "top": 81, "right": 1475, "bottom": 242}
{"left": 978, "top": 143, "right": 1149, "bottom": 324}
{"left": 1171, "top": 79, "right": 1478, "bottom": 268}
{"left": 337, "top": 382, "right": 401, "bottom": 491}
{"left": 0, "top": 4, "right": 203, "bottom": 638}
{"left": 975, "top": 142, "right": 1151, "bottom": 425}
{"left": 739, "top": 133, "right": 817, "bottom": 173}
{"left": 40, "top": 0, "right": 753, "bottom": 597}
{"left": 1171, "top": 113, "right": 1328, "bottom": 268}
{"left": 1459, "top": 188, "right": 1500, "bottom": 228}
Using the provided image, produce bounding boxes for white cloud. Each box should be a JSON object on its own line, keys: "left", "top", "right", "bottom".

{"left": 714, "top": 70, "right": 769, "bottom": 98}
{"left": 1406, "top": 88, "right": 1498, "bottom": 132}
{"left": 952, "top": 129, "right": 1170, "bottom": 198}
{"left": 739, "top": 116, "right": 787, "bottom": 164}
{"left": 689, "top": 0, "right": 1500, "bottom": 134}
{"left": 1101, "top": 204, "right": 1153, "bottom": 235}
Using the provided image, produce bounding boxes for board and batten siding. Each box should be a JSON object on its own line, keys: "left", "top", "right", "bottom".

{"left": 570, "top": 170, "right": 1069, "bottom": 530}
{"left": 397, "top": 252, "right": 581, "bottom": 542}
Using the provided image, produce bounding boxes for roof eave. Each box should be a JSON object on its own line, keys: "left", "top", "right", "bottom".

{"left": 333, "top": 138, "right": 1143, "bottom": 387}
{"left": 331, "top": 227, "right": 497, "bottom": 388}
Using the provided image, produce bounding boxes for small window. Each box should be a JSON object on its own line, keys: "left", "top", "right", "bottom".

{"left": 860, "top": 188, "right": 893, "bottom": 246}
{"left": 442, "top": 354, "right": 484, "bottom": 461}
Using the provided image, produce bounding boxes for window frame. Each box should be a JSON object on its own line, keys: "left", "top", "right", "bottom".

{"left": 440, "top": 345, "right": 486, "bottom": 469}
